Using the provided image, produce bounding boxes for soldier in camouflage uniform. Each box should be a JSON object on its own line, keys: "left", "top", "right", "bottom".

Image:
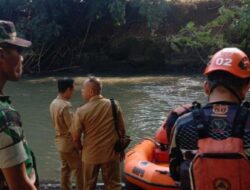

{"left": 0, "top": 20, "right": 38, "bottom": 190}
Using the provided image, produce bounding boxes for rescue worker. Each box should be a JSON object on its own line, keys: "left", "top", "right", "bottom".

{"left": 169, "top": 47, "right": 250, "bottom": 190}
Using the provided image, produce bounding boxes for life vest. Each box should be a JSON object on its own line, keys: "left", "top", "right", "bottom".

{"left": 189, "top": 102, "right": 250, "bottom": 190}
{"left": 163, "top": 102, "right": 201, "bottom": 144}
{"left": 154, "top": 102, "right": 201, "bottom": 163}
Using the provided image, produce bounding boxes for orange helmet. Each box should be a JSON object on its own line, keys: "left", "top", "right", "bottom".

{"left": 204, "top": 47, "right": 250, "bottom": 78}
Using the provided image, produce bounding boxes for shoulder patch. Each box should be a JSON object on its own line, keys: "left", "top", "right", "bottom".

{"left": 212, "top": 105, "right": 228, "bottom": 117}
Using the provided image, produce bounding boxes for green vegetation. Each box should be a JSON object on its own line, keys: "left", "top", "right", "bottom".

{"left": 1, "top": 0, "right": 249, "bottom": 74}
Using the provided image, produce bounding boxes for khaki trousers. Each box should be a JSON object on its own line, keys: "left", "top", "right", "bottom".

{"left": 59, "top": 150, "right": 83, "bottom": 190}
{"left": 83, "top": 159, "right": 121, "bottom": 190}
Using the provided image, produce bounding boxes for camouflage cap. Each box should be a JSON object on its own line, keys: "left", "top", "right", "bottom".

{"left": 0, "top": 20, "right": 31, "bottom": 48}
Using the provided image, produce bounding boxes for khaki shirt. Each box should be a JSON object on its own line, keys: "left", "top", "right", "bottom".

{"left": 49, "top": 96, "right": 75, "bottom": 152}
{"left": 72, "top": 95, "right": 126, "bottom": 164}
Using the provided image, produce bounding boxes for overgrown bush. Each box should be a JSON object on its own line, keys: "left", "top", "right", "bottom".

{"left": 1, "top": 0, "right": 249, "bottom": 74}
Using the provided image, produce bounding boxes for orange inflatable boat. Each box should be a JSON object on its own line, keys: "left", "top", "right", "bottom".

{"left": 124, "top": 126, "right": 180, "bottom": 190}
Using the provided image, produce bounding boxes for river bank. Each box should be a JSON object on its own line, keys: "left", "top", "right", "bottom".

{"left": 7, "top": 75, "right": 204, "bottom": 180}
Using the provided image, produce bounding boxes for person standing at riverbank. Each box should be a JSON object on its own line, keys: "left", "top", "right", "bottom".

{"left": 169, "top": 47, "right": 250, "bottom": 190}
{"left": 71, "top": 76, "right": 126, "bottom": 190}
{"left": 0, "top": 20, "right": 38, "bottom": 190}
{"left": 49, "top": 78, "right": 83, "bottom": 190}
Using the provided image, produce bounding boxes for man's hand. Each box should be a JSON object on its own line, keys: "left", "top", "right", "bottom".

{"left": 71, "top": 131, "right": 83, "bottom": 150}
{"left": 2, "top": 162, "right": 37, "bottom": 190}
{"left": 120, "top": 151, "right": 125, "bottom": 161}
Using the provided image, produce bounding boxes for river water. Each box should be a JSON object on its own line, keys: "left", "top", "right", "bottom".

{"left": 5, "top": 75, "right": 209, "bottom": 180}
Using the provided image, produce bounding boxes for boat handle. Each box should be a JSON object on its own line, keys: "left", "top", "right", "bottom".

{"left": 155, "top": 169, "right": 169, "bottom": 174}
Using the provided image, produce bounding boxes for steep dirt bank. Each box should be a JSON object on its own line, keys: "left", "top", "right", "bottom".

{"left": 26, "top": 0, "right": 225, "bottom": 74}
{"left": 57, "top": 0, "right": 223, "bottom": 74}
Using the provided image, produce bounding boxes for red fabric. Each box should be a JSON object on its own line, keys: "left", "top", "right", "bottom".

{"left": 191, "top": 137, "right": 250, "bottom": 190}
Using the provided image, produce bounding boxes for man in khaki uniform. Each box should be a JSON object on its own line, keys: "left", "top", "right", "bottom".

{"left": 49, "top": 78, "right": 83, "bottom": 190}
{"left": 71, "top": 76, "right": 126, "bottom": 190}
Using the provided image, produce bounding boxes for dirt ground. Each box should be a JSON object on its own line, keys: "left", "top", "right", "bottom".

{"left": 39, "top": 181, "right": 126, "bottom": 190}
